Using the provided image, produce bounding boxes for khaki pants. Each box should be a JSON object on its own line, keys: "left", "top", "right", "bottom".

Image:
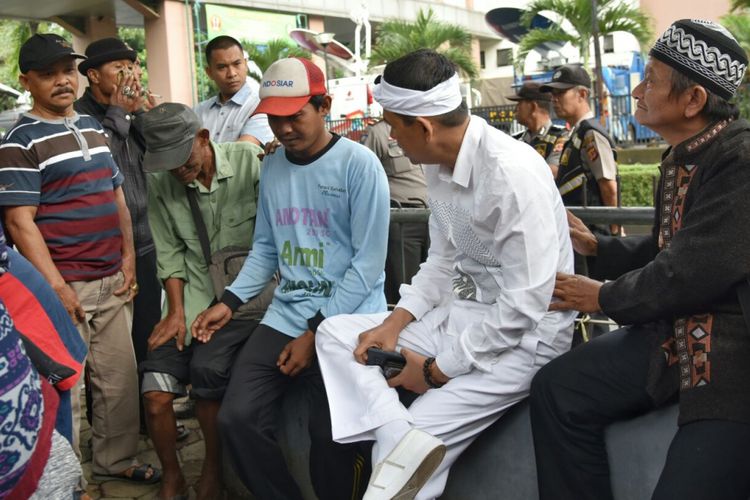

{"left": 69, "top": 271, "right": 139, "bottom": 475}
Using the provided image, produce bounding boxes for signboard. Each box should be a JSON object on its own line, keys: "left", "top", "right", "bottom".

{"left": 205, "top": 4, "right": 298, "bottom": 44}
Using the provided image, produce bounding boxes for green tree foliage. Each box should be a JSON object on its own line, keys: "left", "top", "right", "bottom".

{"left": 518, "top": 0, "right": 653, "bottom": 70}
{"left": 0, "top": 20, "right": 69, "bottom": 89}
{"left": 369, "top": 8, "right": 478, "bottom": 78}
{"left": 243, "top": 38, "right": 310, "bottom": 82}
{"left": 118, "top": 27, "right": 148, "bottom": 86}
{"left": 732, "top": 0, "right": 750, "bottom": 10}
{"left": 720, "top": 12, "right": 750, "bottom": 119}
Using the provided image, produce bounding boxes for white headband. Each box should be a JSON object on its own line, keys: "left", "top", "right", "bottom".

{"left": 373, "top": 73, "right": 462, "bottom": 116}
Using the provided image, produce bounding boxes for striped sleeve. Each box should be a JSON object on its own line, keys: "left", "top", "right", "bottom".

{"left": 0, "top": 120, "right": 42, "bottom": 206}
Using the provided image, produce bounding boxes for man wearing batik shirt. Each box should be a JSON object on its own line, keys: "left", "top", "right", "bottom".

{"left": 0, "top": 34, "right": 159, "bottom": 484}
{"left": 532, "top": 19, "right": 750, "bottom": 500}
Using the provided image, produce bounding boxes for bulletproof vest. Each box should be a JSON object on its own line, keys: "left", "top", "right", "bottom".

{"left": 556, "top": 118, "right": 617, "bottom": 207}
{"left": 529, "top": 124, "right": 567, "bottom": 161}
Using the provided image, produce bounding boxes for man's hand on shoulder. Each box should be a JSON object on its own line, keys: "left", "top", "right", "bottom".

{"left": 257, "top": 139, "right": 281, "bottom": 161}
{"left": 277, "top": 330, "right": 315, "bottom": 377}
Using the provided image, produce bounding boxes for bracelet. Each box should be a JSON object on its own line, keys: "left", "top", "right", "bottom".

{"left": 423, "top": 357, "right": 444, "bottom": 389}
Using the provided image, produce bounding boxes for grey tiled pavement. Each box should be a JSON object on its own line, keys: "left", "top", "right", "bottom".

{"left": 78, "top": 395, "right": 251, "bottom": 500}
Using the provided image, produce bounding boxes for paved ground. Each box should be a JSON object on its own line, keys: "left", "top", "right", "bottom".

{"left": 79, "top": 398, "right": 224, "bottom": 500}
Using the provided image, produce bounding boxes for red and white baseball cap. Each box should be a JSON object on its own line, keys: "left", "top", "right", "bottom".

{"left": 253, "top": 57, "right": 327, "bottom": 116}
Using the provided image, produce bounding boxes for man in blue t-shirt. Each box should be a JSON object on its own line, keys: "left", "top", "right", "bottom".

{"left": 193, "top": 57, "right": 390, "bottom": 499}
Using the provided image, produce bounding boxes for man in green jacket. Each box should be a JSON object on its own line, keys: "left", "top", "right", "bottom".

{"left": 139, "top": 103, "right": 262, "bottom": 500}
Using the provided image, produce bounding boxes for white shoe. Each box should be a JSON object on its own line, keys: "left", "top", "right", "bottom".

{"left": 364, "top": 429, "right": 446, "bottom": 500}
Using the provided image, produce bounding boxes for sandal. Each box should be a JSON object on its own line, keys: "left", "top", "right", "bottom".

{"left": 176, "top": 422, "right": 190, "bottom": 441}
{"left": 92, "top": 463, "right": 162, "bottom": 484}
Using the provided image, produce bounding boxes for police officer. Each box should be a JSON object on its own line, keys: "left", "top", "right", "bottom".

{"left": 540, "top": 65, "right": 619, "bottom": 342}
{"left": 507, "top": 81, "right": 569, "bottom": 175}
{"left": 361, "top": 119, "right": 429, "bottom": 305}
{"left": 540, "top": 65, "right": 618, "bottom": 235}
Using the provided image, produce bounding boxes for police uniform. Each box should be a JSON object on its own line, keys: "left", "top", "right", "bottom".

{"left": 361, "top": 120, "right": 429, "bottom": 304}
{"left": 515, "top": 120, "right": 569, "bottom": 166}
{"left": 556, "top": 113, "right": 618, "bottom": 209}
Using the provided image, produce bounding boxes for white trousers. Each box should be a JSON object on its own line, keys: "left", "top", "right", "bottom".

{"left": 316, "top": 309, "right": 570, "bottom": 500}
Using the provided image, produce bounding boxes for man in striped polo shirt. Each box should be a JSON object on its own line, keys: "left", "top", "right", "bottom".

{"left": 0, "top": 34, "right": 159, "bottom": 485}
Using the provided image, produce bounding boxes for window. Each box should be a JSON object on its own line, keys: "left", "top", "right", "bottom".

{"left": 496, "top": 48, "right": 513, "bottom": 67}
{"left": 480, "top": 50, "right": 486, "bottom": 69}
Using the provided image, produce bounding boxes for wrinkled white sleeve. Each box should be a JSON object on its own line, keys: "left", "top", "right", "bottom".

{"left": 395, "top": 213, "right": 457, "bottom": 319}
{"left": 435, "top": 163, "right": 563, "bottom": 378}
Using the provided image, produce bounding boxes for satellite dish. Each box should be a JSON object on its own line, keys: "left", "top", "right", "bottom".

{"left": 485, "top": 7, "right": 565, "bottom": 55}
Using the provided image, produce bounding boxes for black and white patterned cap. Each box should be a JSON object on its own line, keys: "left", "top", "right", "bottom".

{"left": 650, "top": 19, "right": 748, "bottom": 101}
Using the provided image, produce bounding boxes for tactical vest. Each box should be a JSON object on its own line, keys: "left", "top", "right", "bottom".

{"left": 529, "top": 124, "right": 568, "bottom": 161}
{"left": 556, "top": 119, "right": 617, "bottom": 207}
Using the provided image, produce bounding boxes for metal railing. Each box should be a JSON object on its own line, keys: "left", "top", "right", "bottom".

{"left": 325, "top": 102, "right": 665, "bottom": 147}
{"left": 390, "top": 206, "right": 655, "bottom": 226}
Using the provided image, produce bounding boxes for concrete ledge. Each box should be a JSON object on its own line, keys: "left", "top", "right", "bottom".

{"left": 225, "top": 390, "right": 680, "bottom": 500}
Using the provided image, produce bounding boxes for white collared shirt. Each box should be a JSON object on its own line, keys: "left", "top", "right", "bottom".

{"left": 396, "top": 116, "right": 576, "bottom": 377}
{"left": 195, "top": 80, "right": 274, "bottom": 144}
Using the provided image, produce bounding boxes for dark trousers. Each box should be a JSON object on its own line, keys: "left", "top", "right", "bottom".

{"left": 530, "top": 324, "right": 750, "bottom": 500}
{"left": 132, "top": 250, "right": 162, "bottom": 368}
{"left": 384, "top": 221, "right": 429, "bottom": 305}
{"left": 218, "top": 324, "right": 369, "bottom": 500}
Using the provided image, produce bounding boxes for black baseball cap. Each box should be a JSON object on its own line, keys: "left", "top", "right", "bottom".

{"left": 540, "top": 65, "right": 591, "bottom": 92}
{"left": 78, "top": 37, "right": 137, "bottom": 75}
{"left": 141, "top": 103, "right": 202, "bottom": 173}
{"left": 19, "top": 34, "right": 86, "bottom": 74}
{"left": 506, "top": 81, "right": 552, "bottom": 102}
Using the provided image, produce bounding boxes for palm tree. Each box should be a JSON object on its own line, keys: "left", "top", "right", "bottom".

{"left": 369, "top": 8, "right": 478, "bottom": 78}
{"left": 517, "top": 0, "right": 653, "bottom": 71}
{"left": 243, "top": 38, "right": 310, "bottom": 82}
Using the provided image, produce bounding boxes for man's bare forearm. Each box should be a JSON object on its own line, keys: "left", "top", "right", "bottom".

{"left": 163, "top": 277, "right": 186, "bottom": 315}
{"left": 3, "top": 206, "right": 67, "bottom": 288}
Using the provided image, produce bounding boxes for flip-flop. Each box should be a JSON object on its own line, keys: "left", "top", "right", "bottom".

{"left": 176, "top": 422, "right": 190, "bottom": 441}
{"left": 92, "top": 463, "right": 162, "bottom": 484}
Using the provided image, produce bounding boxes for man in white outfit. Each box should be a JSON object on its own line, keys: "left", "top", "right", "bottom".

{"left": 315, "top": 49, "right": 577, "bottom": 500}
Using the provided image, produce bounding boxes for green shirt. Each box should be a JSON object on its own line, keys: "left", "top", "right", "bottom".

{"left": 147, "top": 141, "right": 262, "bottom": 343}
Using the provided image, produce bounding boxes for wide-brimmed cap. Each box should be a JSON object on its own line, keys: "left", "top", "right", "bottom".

{"left": 253, "top": 57, "right": 327, "bottom": 116}
{"left": 78, "top": 37, "right": 137, "bottom": 75}
{"left": 141, "top": 103, "right": 202, "bottom": 173}
{"left": 506, "top": 81, "right": 552, "bottom": 102}
{"left": 540, "top": 65, "right": 591, "bottom": 92}
{"left": 19, "top": 33, "right": 86, "bottom": 73}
